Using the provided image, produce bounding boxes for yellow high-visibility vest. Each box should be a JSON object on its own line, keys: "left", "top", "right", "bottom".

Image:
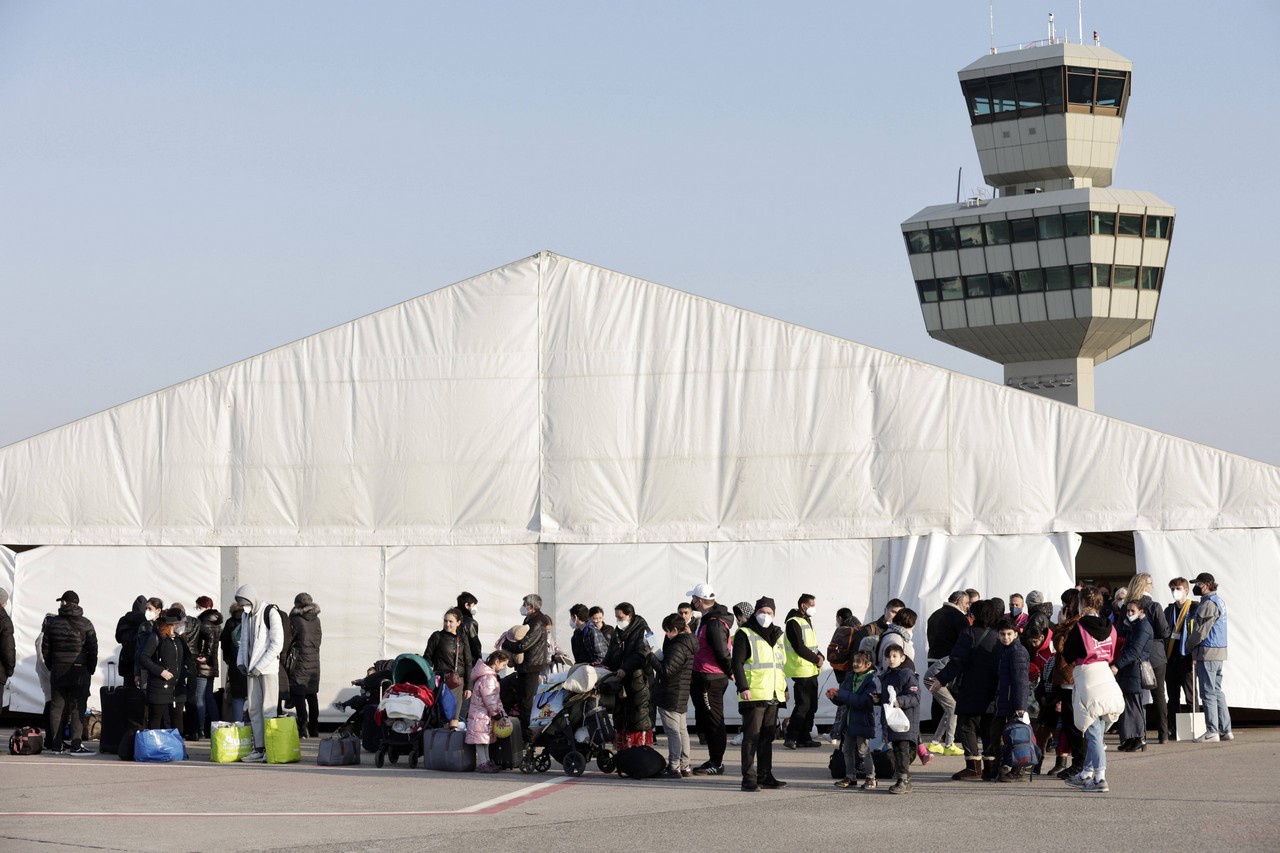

{"left": 742, "top": 630, "right": 787, "bottom": 702}
{"left": 783, "top": 615, "right": 820, "bottom": 678}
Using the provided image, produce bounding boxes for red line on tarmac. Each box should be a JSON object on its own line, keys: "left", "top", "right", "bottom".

{"left": 0, "top": 777, "right": 578, "bottom": 818}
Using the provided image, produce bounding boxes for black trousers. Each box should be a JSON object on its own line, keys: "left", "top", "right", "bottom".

{"left": 891, "top": 739, "right": 916, "bottom": 779}
{"left": 49, "top": 684, "right": 87, "bottom": 750}
{"left": 739, "top": 703, "right": 779, "bottom": 784}
{"left": 957, "top": 712, "right": 995, "bottom": 759}
{"left": 691, "top": 672, "right": 729, "bottom": 766}
{"left": 292, "top": 690, "right": 320, "bottom": 736}
{"left": 786, "top": 676, "right": 818, "bottom": 742}
{"left": 1147, "top": 659, "right": 1169, "bottom": 739}
{"left": 516, "top": 668, "right": 544, "bottom": 733}
{"left": 147, "top": 703, "right": 175, "bottom": 730}
{"left": 1166, "top": 654, "right": 1196, "bottom": 735}
{"left": 1119, "top": 691, "right": 1146, "bottom": 741}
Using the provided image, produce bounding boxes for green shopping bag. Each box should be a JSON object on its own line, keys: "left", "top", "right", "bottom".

{"left": 265, "top": 716, "right": 301, "bottom": 764}
{"left": 210, "top": 724, "right": 254, "bottom": 763}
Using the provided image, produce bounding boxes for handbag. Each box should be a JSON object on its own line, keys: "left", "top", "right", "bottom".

{"left": 1139, "top": 660, "right": 1158, "bottom": 690}
{"left": 443, "top": 637, "right": 463, "bottom": 690}
{"left": 317, "top": 726, "right": 362, "bottom": 766}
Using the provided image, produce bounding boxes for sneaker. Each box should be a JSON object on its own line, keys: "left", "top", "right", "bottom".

{"left": 917, "top": 745, "right": 933, "bottom": 765}
{"left": 888, "top": 778, "right": 912, "bottom": 794}
{"left": 46, "top": 747, "right": 66, "bottom": 756}
{"left": 861, "top": 778, "right": 877, "bottom": 790}
{"left": 1057, "top": 763, "right": 1082, "bottom": 781}
{"left": 927, "top": 742, "right": 945, "bottom": 755}
{"left": 797, "top": 740, "right": 822, "bottom": 749}
{"left": 830, "top": 737, "right": 842, "bottom": 748}
{"left": 692, "top": 762, "right": 725, "bottom": 776}
{"left": 730, "top": 733, "right": 744, "bottom": 746}
{"left": 240, "top": 749, "right": 267, "bottom": 763}
{"left": 1222, "top": 731, "right": 1234, "bottom": 741}
{"left": 782, "top": 739, "right": 797, "bottom": 750}
{"left": 834, "top": 777, "right": 856, "bottom": 789}
{"left": 476, "top": 761, "right": 501, "bottom": 773}
{"left": 331, "top": 700, "right": 348, "bottom": 711}
{"left": 1194, "top": 732, "right": 1220, "bottom": 743}
{"left": 66, "top": 745, "right": 95, "bottom": 757}
{"left": 662, "top": 767, "right": 683, "bottom": 779}
{"left": 680, "top": 766, "right": 692, "bottom": 777}
{"left": 760, "top": 775, "right": 787, "bottom": 789}
{"left": 942, "top": 744, "right": 965, "bottom": 756}
{"left": 1065, "top": 772, "right": 1092, "bottom": 788}
{"left": 741, "top": 780, "right": 760, "bottom": 792}
{"left": 1082, "top": 777, "right": 1110, "bottom": 793}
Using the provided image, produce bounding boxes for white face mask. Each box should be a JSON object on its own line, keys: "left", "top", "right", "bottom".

{"left": 616, "top": 619, "right": 631, "bottom": 631}
{"left": 805, "top": 606, "right": 817, "bottom": 616}
{"left": 175, "top": 623, "right": 187, "bottom": 635}
{"left": 756, "top": 613, "right": 773, "bottom": 628}
{"left": 1173, "top": 589, "right": 1187, "bottom": 602}
{"left": 470, "top": 605, "right": 478, "bottom": 614}
{"left": 242, "top": 605, "right": 253, "bottom": 615}
{"left": 145, "top": 610, "right": 159, "bottom": 622}
{"left": 1127, "top": 612, "right": 1143, "bottom": 623}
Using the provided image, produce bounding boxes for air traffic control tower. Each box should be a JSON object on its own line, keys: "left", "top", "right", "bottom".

{"left": 900, "top": 39, "right": 1174, "bottom": 409}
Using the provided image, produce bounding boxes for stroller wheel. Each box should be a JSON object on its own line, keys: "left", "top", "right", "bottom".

{"left": 389, "top": 749, "right": 401, "bottom": 765}
{"left": 375, "top": 749, "right": 386, "bottom": 768}
{"left": 562, "top": 750, "right": 586, "bottom": 778}
{"left": 409, "top": 747, "right": 419, "bottom": 770}
{"left": 519, "top": 756, "right": 535, "bottom": 774}
{"left": 534, "top": 752, "right": 552, "bottom": 773}
{"left": 596, "top": 750, "right": 615, "bottom": 774}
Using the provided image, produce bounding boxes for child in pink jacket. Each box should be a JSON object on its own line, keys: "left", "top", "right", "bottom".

{"left": 467, "top": 650, "right": 511, "bottom": 772}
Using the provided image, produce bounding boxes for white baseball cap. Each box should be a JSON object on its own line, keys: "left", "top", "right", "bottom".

{"left": 685, "top": 583, "right": 716, "bottom": 600}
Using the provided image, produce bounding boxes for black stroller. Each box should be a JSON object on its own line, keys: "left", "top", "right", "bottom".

{"left": 375, "top": 654, "right": 441, "bottom": 769}
{"left": 520, "top": 674, "right": 618, "bottom": 777}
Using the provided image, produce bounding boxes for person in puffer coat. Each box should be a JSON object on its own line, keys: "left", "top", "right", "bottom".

{"left": 994, "top": 618, "right": 1031, "bottom": 781}
{"left": 140, "top": 609, "right": 192, "bottom": 729}
{"left": 467, "top": 650, "right": 512, "bottom": 772}
{"left": 603, "top": 603, "right": 654, "bottom": 747}
{"left": 193, "top": 601, "right": 223, "bottom": 738}
{"left": 828, "top": 650, "right": 880, "bottom": 788}
{"left": 648, "top": 612, "right": 698, "bottom": 777}
{"left": 931, "top": 599, "right": 1004, "bottom": 780}
{"left": 1111, "top": 598, "right": 1154, "bottom": 752}
{"left": 288, "top": 593, "right": 323, "bottom": 738}
{"left": 880, "top": 645, "right": 921, "bottom": 794}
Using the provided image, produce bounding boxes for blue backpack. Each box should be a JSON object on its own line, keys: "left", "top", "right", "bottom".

{"left": 1002, "top": 719, "right": 1042, "bottom": 773}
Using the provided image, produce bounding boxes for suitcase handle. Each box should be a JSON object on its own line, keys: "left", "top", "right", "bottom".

{"left": 106, "top": 660, "right": 118, "bottom": 689}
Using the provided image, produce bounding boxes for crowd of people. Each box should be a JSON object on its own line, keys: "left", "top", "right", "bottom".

{"left": 0, "top": 569, "right": 1232, "bottom": 795}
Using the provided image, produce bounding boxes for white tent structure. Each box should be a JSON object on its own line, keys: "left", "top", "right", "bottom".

{"left": 2, "top": 252, "right": 1278, "bottom": 719}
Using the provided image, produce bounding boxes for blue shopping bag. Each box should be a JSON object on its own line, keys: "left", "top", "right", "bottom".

{"left": 134, "top": 728, "right": 188, "bottom": 762}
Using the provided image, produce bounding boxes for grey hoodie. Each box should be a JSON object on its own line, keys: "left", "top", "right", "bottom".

{"left": 234, "top": 583, "right": 284, "bottom": 676}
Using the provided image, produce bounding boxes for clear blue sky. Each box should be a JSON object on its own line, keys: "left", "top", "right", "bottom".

{"left": 2, "top": 2, "right": 1278, "bottom": 465}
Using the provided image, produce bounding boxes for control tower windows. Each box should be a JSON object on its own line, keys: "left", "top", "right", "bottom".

{"left": 1038, "top": 214, "right": 1065, "bottom": 240}
{"left": 1072, "top": 264, "right": 1092, "bottom": 289}
{"left": 1091, "top": 264, "right": 1113, "bottom": 287}
{"left": 990, "top": 272, "right": 1016, "bottom": 296}
{"left": 1090, "top": 211, "right": 1116, "bottom": 235}
{"left": 1010, "top": 218, "right": 1037, "bottom": 242}
{"left": 905, "top": 230, "right": 932, "bottom": 254}
{"left": 918, "top": 280, "right": 940, "bottom": 302}
{"left": 1140, "top": 268, "right": 1162, "bottom": 290}
{"left": 931, "top": 226, "right": 960, "bottom": 251}
{"left": 1113, "top": 266, "right": 1138, "bottom": 289}
{"left": 959, "top": 224, "right": 985, "bottom": 248}
{"left": 1018, "top": 269, "right": 1045, "bottom": 292}
{"left": 1118, "top": 214, "right": 1144, "bottom": 237}
{"left": 984, "top": 220, "right": 1011, "bottom": 245}
{"left": 965, "top": 274, "right": 992, "bottom": 298}
{"left": 964, "top": 67, "right": 1128, "bottom": 124}
{"left": 1045, "top": 267, "right": 1071, "bottom": 291}
{"left": 1145, "top": 216, "right": 1171, "bottom": 239}
{"left": 939, "top": 277, "right": 964, "bottom": 300}
{"left": 915, "top": 264, "right": 1165, "bottom": 304}
{"left": 1063, "top": 211, "right": 1089, "bottom": 237}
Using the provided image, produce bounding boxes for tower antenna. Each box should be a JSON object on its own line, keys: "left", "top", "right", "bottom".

{"left": 1078, "top": 0, "right": 1084, "bottom": 45}
{"left": 989, "top": 1, "right": 996, "bottom": 54}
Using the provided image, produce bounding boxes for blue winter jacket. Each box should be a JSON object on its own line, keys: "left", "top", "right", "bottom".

{"left": 1112, "top": 616, "right": 1153, "bottom": 694}
{"left": 994, "top": 640, "right": 1030, "bottom": 716}
{"left": 879, "top": 665, "right": 921, "bottom": 742}
{"left": 833, "top": 668, "right": 880, "bottom": 738}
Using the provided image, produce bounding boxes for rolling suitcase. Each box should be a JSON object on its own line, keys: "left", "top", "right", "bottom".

{"left": 490, "top": 718, "right": 523, "bottom": 769}
{"left": 442, "top": 729, "right": 476, "bottom": 772}
{"left": 99, "top": 662, "right": 145, "bottom": 755}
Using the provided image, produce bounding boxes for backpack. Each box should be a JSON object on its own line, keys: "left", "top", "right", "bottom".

{"left": 1001, "top": 718, "right": 1042, "bottom": 772}
{"left": 613, "top": 745, "right": 667, "bottom": 779}
{"left": 8, "top": 726, "right": 44, "bottom": 755}
{"left": 827, "top": 624, "right": 857, "bottom": 671}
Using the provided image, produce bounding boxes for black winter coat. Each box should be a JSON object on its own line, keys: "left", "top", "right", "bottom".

{"left": 1113, "top": 616, "right": 1153, "bottom": 694}
{"left": 926, "top": 604, "right": 971, "bottom": 660}
{"left": 459, "top": 612, "right": 483, "bottom": 663}
{"left": 115, "top": 596, "right": 149, "bottom": 679}
{"left": 933, "top": 625, "right": 1001, "bottom": 715}
{"left": 1122, "top": 595, "right": 1169, "bottom": 667}
{"left": 288, "top": 604, "right": 323, "bottom": 693}
{"left": 651, "top": 632, "right": 697, "bottom": 712}
{"left": 140, "top": 631, "right": 192, "bottom": 704}
{"left": 0, "top": 606, "right": 14, "bottom": 683}
{"left": 995, "top": 640, "right": 1030, "bottom": 716}
{"left": 880, "top": 665, "right": 921, "bottom": 742}
{"left": 425, "top": 628, "right": 474, "bottom": 690}
{"left": 41, "top": 604, "right": 98, "bottom": 683}
{"left": 196, "top": 609, "right": 224, "bottom": 679}
{"left": 603, "top": 615, "right": 654, "bottom": 732}
{"left": 220, "top": 611, "right": 248, "bottom": 700}
{"left": 503, "top": 611, "right": 552, "bottom": 671}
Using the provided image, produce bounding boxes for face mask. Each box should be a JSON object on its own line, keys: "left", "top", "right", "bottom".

{"left": 616, "top": 619, "right": 631, "bottom": 631}
{"left": 1192, "top": 585, "right": 1204, "bottom": 597}
{"left": 805, "top": 606, "right": 817, "bottom": 616}
{"left": 145, "top": 610, "right": 158, "bottom": 622}
{"left": 242, "top": 605, "right": 253, "bottom": 615}
{"left": 1173, "top": 589, "right": 1187, "bottom": 602}
{"left": 1127, "top": 613, "right": 1142, "bottom": 623}
{"left": 756, "top": 613, "right": 773, "bottom": 628}
{"left": 176, "top": 623, "right": 187, "bottom": 635}
{"left": 469, "top": 605, "right": 478, "bottom": 614}
{"left": 519, "top": 605, "right": 529, "bottom": 617}
{"left": 1010, "top": 606, "right": 1023, "bottom": 617}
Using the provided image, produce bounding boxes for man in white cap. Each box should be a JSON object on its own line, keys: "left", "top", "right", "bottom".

{"left": 687, "top": 582, "right": 735, "bottom": 776}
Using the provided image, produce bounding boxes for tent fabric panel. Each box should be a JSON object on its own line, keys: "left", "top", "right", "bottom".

{"left": 381, "top": 544, "right": 536, "bottom": 667}
{"left": 234, "top": 546, "right": 386, "bottom": 722}
{"left": 1134, "top": 529, "right": 1280, "bottom": 711}
{"left": 5, "top": 546, "right": 220, "bottom": 715}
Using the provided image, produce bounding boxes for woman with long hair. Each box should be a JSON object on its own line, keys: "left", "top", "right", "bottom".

{"left": 425, "top": 607, "right": 475, "bottom": 727}
{"left": 1062, "top": 586, "right": 1124, "bottom": 793}
{"left": 1124, "top": 572, "right": 1171, "bottom": 742}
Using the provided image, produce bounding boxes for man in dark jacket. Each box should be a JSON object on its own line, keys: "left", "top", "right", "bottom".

{"left": 502, "top": 593, "right": 552, "bottom": 733}
{"left": 569, "top": 603, "right": 609, "bottom": 665}
{"left": 1164, "top": 577, "right": 1198, "bottom": 739}
{"left": 193, "top": 598, "right": 223, "bottom": 738}
{"left": 927, "top": 591, "right": 971, "bottom": 661}
{"left": 457, "top": 592, "right": 483, "bottom": 662}
{"left": 688, "top": 583, "right": 734, "bottom": 776}
{"left": 114, "top": 595, "right": 150, "bottom": 684}
{"left": 733, "top": 597, "right": 788, "bottom": 792}
{"left": 42, "top": 590, "right": 98, "bottom": 755}
{"left": 650, "top": 612, "right": 698, "bottom": 777}
{"left": 853, "top": 598, "right": 905, "bottom": 653}
{"left": 993, "top": 618, "right": 1030, "bottom": 781}
{"left": 0, "top": 588, "right": 14, "bottom": 706}
{"left": 782, "top": 594, "right": 824, "bottom": 749}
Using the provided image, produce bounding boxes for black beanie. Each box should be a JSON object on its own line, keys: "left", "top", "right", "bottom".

{"left": 754, "top": 596, "right": 776, "bottom": 612}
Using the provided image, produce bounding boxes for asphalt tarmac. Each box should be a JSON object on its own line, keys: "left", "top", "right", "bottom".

{"left": 2, "top": 726, "right": 1277, "bottom": 852}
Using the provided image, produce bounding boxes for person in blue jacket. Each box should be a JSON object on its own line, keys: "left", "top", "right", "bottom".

{"left": 994, "top": 618, "right": 1031, "bottom": 781}
{"left": 1112, "top": 598, "right": 1154, "bottom": 752}
{"left": 827, "top": 650, "right": 880, "bottom": 790}
{"left": 880, "top": 644, "right": 921, "bottom": 794}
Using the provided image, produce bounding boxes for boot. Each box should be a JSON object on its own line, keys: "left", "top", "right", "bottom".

{"left": 888, "top": 773, "right": 912, "bottom": 794}
{"left": 981, "top": 758, "right": 998, "bottom": 781}
{"left": 951, "top": 759, "right": 981, "bottom": 781}
{"left": 1050, "top": 754, "right": 1070, "bottom": 775}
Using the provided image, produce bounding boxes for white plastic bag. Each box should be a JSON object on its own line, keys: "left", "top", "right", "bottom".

{"left": 883, "top": 686, "right": 911, "bottom": 733}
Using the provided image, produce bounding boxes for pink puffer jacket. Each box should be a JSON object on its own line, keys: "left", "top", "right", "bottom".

{"left": 465, "top": 660, "right": 506, "bottom": 745}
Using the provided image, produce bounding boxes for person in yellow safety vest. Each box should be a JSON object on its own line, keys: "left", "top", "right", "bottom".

{"left": 732, "top": 597, "right": 789, "bottom": 792}
{"left": 783, "top": 594, "right": 825, "bottom": 749}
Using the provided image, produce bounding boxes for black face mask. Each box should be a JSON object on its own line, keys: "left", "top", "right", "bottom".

{"left": 1193, "top": 584, "right": 1205, "bottom": 597}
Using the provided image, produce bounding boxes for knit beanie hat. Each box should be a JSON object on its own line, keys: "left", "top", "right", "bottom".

{"left": 754, "top": 596, "right": 777, "bottom": 613}
{"left": 1026, "top": 590, "right": 1044, "bottom": 607}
